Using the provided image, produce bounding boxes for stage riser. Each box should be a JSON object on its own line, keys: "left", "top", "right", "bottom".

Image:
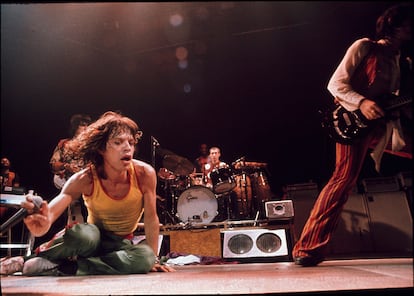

{"left": 166, "top": 226, "right": 292, "bottom": 262}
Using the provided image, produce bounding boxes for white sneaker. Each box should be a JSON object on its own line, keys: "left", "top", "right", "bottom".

{"left": 0, "top": 256, "right": 24, "bottom": 275}
{"left": 22, "top": 257, "right": 59, "bottom": 276}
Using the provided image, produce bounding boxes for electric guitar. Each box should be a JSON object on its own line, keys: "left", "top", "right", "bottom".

{"left": 53, "top": 174, "right": 67, "bottom": 190}
{"left": 320, "top": 94, "right": 412, "bottom": 144}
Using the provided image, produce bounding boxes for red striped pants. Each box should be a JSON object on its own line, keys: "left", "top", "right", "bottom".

{"left": 292, "top": 130, "right": 380, "bottom": 258}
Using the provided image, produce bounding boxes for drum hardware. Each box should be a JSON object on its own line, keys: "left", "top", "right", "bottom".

{"left": 157, "top": 172, "right": 186, "bottom": 225}
{"left": 189, "top": 173, "right": 206, "bottom": 187}
{"left": 215, "top": 192, "right": 234, "bottom": 222}
{"left": 151, "top": 136, "right": 160, "bottom": 169}
{"left": 152, "top": 138, "right": 197, "bottom": 224}
{"left": 156, "top": 196, "right": 179, "bottom": 225}
{"left": 157, "top": 168, "right": 176, "bottom": 180}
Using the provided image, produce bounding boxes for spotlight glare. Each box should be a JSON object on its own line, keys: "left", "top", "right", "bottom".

{"left": 183, "top": 83, "right": 191, "bottom": 93}
{"left": 170, "top": 13, "right": 183, "bottom": 27}
{"left": 178, "top": 59, "right": 188, "bottom": 69}
{"left": 175, "top": 46, "right": 188, "bottom": 60}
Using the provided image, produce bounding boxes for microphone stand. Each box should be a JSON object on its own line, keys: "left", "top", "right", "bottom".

{"left": 151, "top": 136, "right": 159, "bottom": 168}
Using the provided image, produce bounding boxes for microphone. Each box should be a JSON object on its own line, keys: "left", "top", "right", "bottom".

{"left": 0, "top": 195, "right": 43, "bottom": 235}
{"left": 151, "top": 136, "right": 160, "bottom": 147}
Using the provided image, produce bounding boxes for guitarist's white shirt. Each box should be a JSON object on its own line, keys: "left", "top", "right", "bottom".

{"left": 326, "top": 37, "right": 407, "bottom": 171}
{"left": 327, "top": 38, "right": 400, "bottom": 112}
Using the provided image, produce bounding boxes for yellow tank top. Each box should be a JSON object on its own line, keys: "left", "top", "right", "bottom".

{"left": 83, "top": 163, "right": 144, "bottom": 236}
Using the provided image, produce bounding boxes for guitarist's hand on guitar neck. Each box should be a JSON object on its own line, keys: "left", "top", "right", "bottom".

{"left": 359, "top": 98, "right": 385, "bottom": 120}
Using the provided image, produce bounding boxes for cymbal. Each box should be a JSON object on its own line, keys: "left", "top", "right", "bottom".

{"left": 162, "top": 154, "right": 194, "bottom": 176}
{"left": 155, "top": 147, "right": 176, "bottom": 159}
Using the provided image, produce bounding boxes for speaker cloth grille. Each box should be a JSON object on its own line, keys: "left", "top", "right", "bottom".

{"left": 228, "top": 234, "right": 254, "bottom": 254}
{"left": 222, "top": 229, "right": 288, "bottom": 258}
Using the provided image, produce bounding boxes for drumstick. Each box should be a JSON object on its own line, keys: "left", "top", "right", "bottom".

{"left": 253, "top": 210, "right": 260, "bottom": 226}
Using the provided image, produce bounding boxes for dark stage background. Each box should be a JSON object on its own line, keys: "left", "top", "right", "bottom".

{"left": 1, "top": 2, "right": 411, "bottom": 201}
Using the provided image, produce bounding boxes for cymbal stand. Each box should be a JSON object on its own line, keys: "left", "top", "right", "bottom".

{"left": 225, "top": 192, "right": 232, "bottom": 221}
{"left": 161, "top": 180, "right": 180, "bottom": 225}
{"left": 157, "top": 196, "right": 175, "bottom": 225}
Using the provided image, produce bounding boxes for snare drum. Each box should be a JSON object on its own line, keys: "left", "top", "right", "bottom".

{"left": 210, "top": 167, "right": 236, "bottom": 194}
{"left": 176, "top": 186, "right": 218, "bottom": 224}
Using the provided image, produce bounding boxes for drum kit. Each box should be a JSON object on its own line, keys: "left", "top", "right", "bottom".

{"left": 156, "top": 153, "right": 272, "bottom": 226}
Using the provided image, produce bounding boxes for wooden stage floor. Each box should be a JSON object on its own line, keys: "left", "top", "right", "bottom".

{"left": 1, "top": 257, "right": 412, "bottom": 296}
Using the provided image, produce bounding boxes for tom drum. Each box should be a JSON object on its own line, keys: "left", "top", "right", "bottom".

{"left": 210, "top": 167, "right": 236, "bottom": 194}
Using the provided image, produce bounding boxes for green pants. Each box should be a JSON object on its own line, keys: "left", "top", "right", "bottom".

{"left": 30, "top": 223, "right": 155, "bottom": 275}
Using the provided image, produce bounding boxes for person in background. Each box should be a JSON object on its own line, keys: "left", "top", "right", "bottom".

{"left": 292, "top": 3, "right": 412, "bottom": 267}
{"left": 194, "top": 143, "right": 210, "bottom": 173}
{"left": 189, "top": 143, "right": 211, "bottom": 187}
{"left": 0, "top": 111, "right": 175, "bottom": 276}
{"left": 50, "top": 114, "right": 92, "bottom": 190}
{"left": 1, "top": 157, "right": 20, "bottom": 189}
{"left": 202, "top": 146, "right": 229, "bottom": 189}
{"left": 50, "top": 114, "right": 92, "bottom": 223}
{"left": 0, "top": 157, "right": 22, "bottom": 217}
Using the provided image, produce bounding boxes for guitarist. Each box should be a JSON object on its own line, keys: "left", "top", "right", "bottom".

{"left": 293, "top": 3, "right": 412, "bottom": 267}
{"left": 50, "top": 114, "right": 92, "bottom": 223}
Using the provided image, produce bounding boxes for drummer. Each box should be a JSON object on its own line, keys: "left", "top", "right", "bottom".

{"left": 202, "top": 146, "right": 229, "bottom": 189}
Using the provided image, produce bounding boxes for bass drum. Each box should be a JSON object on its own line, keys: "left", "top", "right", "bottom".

{"left": 176, "top": 186, "right": 218, "bottom": 224}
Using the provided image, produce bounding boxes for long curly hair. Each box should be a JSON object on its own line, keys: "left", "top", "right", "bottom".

{"left": 67, "top": 111, "right": 143, "bottom": 178}
{"left": 376, "top": 3, "right": 412, "bottom": 40}
{"left": 68, "top": 114, "right": 92, "bottom": 138}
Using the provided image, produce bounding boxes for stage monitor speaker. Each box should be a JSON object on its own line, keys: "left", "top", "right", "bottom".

{"left": 265, "top": 200, "right": 294, "bottom": 220}
{"left": 365, "top": 191, "right": 413, "bottom": 255}
{"left": 328, "top": 193, "right": 373, "bottom": 256}
{"left": 362, "top": 176, "right": 400, "bottom": 193}
{"left": 397, "top": 171, "right": 412, "bottom": 188}
{"left": 222, "top": 228, "right": 288, "bottom": 259}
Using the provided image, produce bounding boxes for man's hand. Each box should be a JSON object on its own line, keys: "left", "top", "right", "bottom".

{"left": 22, "top": 196, "right": 51, "bottom": 237}
{"left": 360, "top": 99, "right": 385, "bottom": 120}
{"left": 151, "top": 263, "right": 176, "bottom": 272}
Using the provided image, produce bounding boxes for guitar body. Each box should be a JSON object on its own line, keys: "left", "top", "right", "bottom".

{"left": 53, "top": 174, "right": 67, "bottom": 190}
{"left": 53, "top": 174, "right": 86, "bottom": 224}
{"left": 320, "top": 94, "right": 412, "bottom": 145}
{"left": 320, "top": 106, "right": 370, "bottom": 144}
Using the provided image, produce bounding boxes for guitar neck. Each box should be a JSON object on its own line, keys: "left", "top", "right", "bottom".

{"left": 384, "top": 95, "right": 412, "bottom": 111}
